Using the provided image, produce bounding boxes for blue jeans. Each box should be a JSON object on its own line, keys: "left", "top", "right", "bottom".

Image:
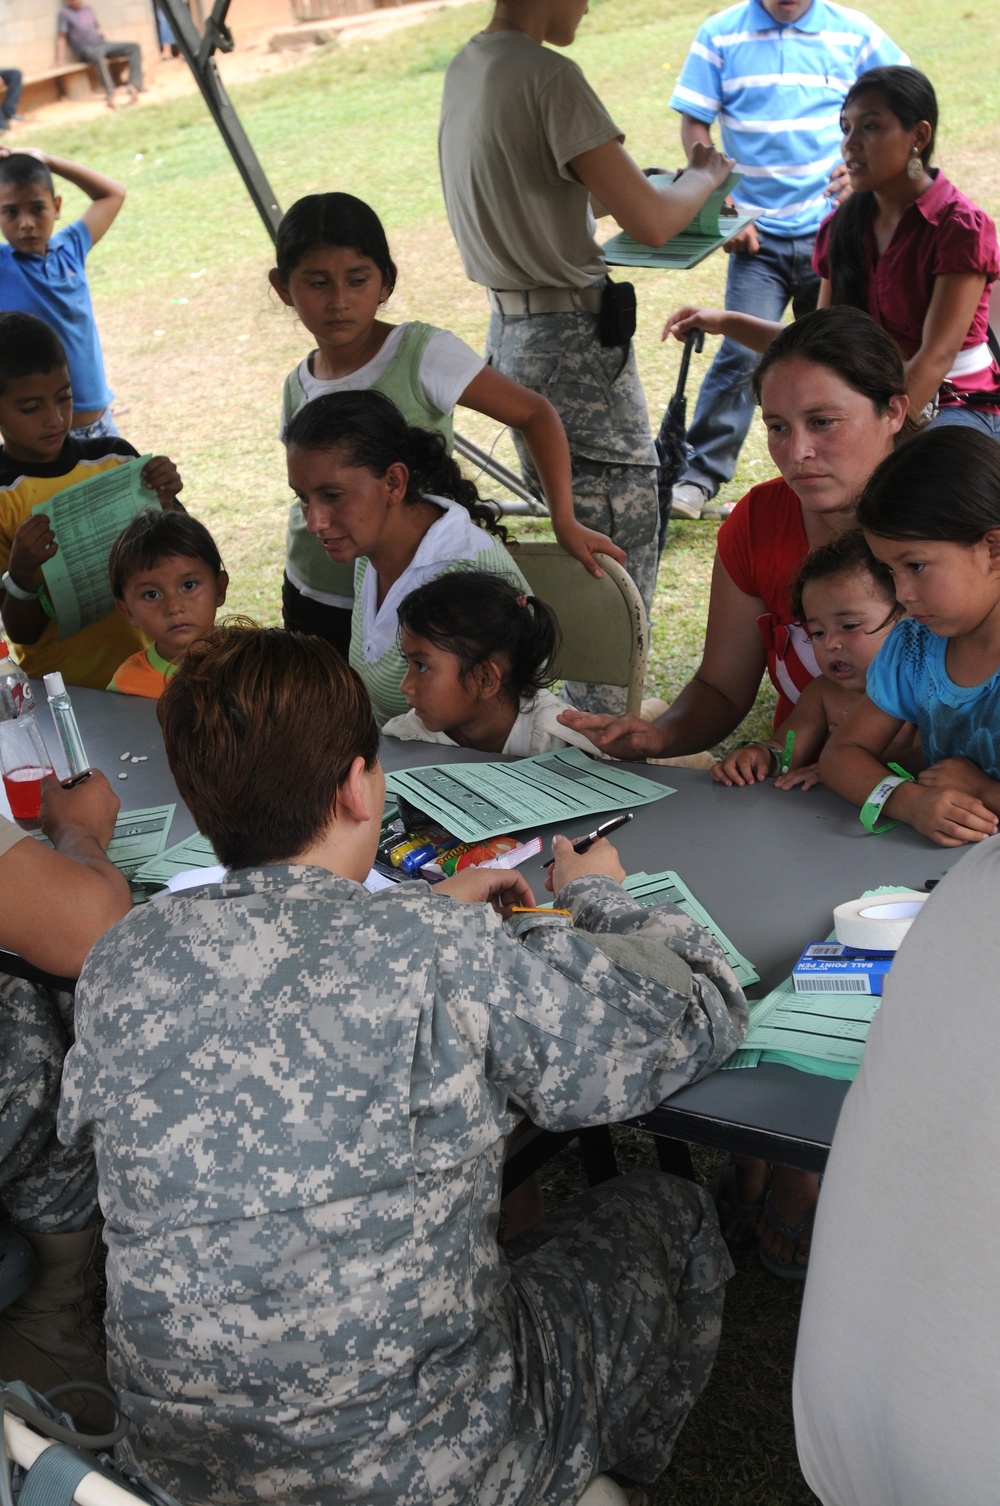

{"left": 929, "top": 405, "right": 1000, "bottom": 440}
{"left": 680, "top": 229, "right": 820, "bottom": 498}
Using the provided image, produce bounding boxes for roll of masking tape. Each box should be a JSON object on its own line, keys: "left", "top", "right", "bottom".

{"left": 833, "top": 890, "right": 927, "bottom": 951}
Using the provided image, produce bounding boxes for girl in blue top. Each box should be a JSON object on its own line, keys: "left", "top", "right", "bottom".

{"left": 821, "top": 427, "right": 1000, "bottom": 846}
{"left": 270, "top": 192, "right": 621, "bottom": 655}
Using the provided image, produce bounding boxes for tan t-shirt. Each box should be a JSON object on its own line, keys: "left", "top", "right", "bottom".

{"left": 0, "top": 813, "right": 28, "bottom": 859}
{"left": 438, "top": 30, "right": 623, "bottom": 291}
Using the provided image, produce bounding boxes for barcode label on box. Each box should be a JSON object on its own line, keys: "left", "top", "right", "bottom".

{"left": 795, "top": 977, "right": 872, "bottom": 994}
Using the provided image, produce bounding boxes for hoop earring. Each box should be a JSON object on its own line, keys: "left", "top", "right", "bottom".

{"left": 907, "top": 148, "right": 924, "bottom": 181}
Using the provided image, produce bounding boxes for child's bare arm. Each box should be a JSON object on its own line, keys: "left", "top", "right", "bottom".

{"left": 712, "top": 679, "right": 828, "bottom": 788}
{"left": 28, "top": 148, "right": 126, "bottom": 248}
{"left": 1, "top": 516, "right": 56, "bottom": 645}
{"left": 820, "top": 696, "right": 998, "bottom": 847}
{"left": 457, "top": 367, "right": 620, "bottom": 580}
{"left": 771, "top": 679, "right": 836, "bottom": 790}
{"left": 662, "top": 305, "right": 780, "bottom": 353}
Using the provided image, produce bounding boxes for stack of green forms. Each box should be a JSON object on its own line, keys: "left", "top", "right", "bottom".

{"left": 723, "top": 886, "right": 918, "bottom": 1081}
{"left": 622, "top": 871, "right": 758, "bottom": 989}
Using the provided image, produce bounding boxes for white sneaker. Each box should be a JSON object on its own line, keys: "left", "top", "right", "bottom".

{"left": 670, "top": 482, "right": 709, "bottom": 520}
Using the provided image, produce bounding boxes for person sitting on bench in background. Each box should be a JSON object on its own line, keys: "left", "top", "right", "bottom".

{"left": 55, "top": 0, "right": 145, "bottom": 109}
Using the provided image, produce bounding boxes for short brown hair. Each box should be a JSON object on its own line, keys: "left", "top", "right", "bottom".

{"left": 109, "top": 509, "right": 223, "bottom": 600}
{"left": 158, "top": 624, "right": 379, "bottom": 868}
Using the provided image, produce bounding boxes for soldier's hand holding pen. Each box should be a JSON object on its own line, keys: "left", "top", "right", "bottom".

{"left": 544, "top": 834, "right": 626, "bottom": 895}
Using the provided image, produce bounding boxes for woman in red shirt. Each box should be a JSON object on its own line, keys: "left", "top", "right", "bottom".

{"left": 561, "top": 307, "right": 909, "bottom": 760}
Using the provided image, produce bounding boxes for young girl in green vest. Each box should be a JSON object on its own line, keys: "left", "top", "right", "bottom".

{"left": 270, "top": 192, "right": 621, "bottom": 654}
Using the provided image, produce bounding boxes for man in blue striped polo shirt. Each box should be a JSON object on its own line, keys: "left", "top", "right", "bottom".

{"left": 668, "top": 0, "right": 907, "bottom": 519}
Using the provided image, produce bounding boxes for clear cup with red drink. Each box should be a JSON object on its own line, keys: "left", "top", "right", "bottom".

{"left": 0, "top": 707, "right": 54, "bottom": 823}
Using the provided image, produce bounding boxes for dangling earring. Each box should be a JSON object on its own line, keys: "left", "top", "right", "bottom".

{"left": 907, "top": 148, "right": 924, "bottom": 181}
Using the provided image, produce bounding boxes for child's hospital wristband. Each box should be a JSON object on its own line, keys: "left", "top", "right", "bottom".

{"left": 860, "top": 766, "right": 916, "bottom": 835}
{"left": 1, "top": 570, "right": 39, "bottom": 602}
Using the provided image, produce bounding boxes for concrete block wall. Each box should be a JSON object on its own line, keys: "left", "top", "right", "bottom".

{"left": 0, "top": 1, "right": 158, "bottom": 80}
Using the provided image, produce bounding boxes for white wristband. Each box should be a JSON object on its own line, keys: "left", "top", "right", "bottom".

{"left": 1, "top": 570, "right": 39, "bottom": 602}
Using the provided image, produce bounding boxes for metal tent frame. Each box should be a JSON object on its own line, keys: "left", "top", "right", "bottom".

{"left": 151, "top": 0, "right": 547, "bottom": 517}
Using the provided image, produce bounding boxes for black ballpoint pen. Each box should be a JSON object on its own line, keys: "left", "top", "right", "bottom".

{"left": 543, "top": 812, "right": 633, "bottom": 869}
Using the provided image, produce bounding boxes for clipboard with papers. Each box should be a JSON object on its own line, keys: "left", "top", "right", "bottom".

{"left": 601, "top": 172, "right": 760, "bottom": 271}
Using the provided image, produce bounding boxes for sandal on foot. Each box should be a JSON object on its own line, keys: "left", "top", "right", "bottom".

{"left": 711, "top": 1156, "right": 766, "bottom": 1244}
{"left": 757, "top": 1190, "right": 813, "bottom": 1281}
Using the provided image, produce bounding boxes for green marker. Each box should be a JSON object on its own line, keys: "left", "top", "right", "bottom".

{"left": 779, "top": 729, "right": 795, "bottom": 775}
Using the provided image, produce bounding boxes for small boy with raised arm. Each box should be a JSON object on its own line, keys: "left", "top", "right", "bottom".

{"left": 0, "top": 146, "right": 125, "bottom": 440}
{"left": 0, "top": 311, "right": 182, "bottom": 689}
{"left": 712, "top": 532, "right": 916, "bottom": 790}
{"left": 108, "top": 510, "right": 228, "bottom": 697}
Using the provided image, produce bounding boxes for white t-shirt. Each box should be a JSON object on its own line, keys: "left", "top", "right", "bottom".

{"left": 278, "top": 324, "right": 485, "bottom": 441}
{"left": 382, "top": 688, "right": 604, "bottom": 756}
{"left": 439, "top": 30, "right": 622, "bottom": 290}
{"left": 793, "top": 836, "right": 1000, "bottom": 1506}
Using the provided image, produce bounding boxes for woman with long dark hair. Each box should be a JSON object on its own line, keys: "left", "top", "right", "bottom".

{"left": 665, "top": 67, "right": 1000, "bottom": 436}
{"left": 283, "top": 388, "right": 529, "bottom": 726}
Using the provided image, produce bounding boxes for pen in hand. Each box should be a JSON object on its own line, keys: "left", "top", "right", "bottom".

{"left": 543, "top": 812, "right": 633, "bottom": 869}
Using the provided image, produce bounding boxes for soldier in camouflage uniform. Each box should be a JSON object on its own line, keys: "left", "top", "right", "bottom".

{"left": 486, "top": 312, "right": 661, "bottom": 712}
{"left": 60, "top": 625, "right": 748, "bottom": 1505}
{"left": 0, "top": 773, "right": 131, "bottom": 1422}
{"left": 439, "top": 0, "right": 732, "bottom": 713}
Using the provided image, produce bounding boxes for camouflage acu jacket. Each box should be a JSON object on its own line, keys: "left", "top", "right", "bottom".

{"left": 59, "top": 865, "right": 747, "bottom": 1505}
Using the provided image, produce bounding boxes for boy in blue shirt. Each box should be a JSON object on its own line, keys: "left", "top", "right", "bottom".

{"left": 0, "top": 146, "right": 125, "bottom": 441}
{"left": 667, "top": 0, "right": 907, "bottom": 518}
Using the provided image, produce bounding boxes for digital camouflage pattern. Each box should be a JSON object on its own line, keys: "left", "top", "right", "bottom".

{"left": 59, "top": 867, "right": 748, "bottom": 1505}
{"left": 486, "top": 310, "right": 660, "bottom": 716}
{"left": 0, "top": 974, "right": 97, "bottom": 1234}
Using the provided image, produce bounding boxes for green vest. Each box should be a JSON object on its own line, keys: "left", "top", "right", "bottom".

{"left": 283, "top": 324, "right": 456, "bottom": 601}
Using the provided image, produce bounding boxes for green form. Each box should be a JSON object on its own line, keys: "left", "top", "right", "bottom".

{"left": 723, "top": 886, "right": 918, "bottom": 1080}
{"left": 32, "top": 455, "right": 157, "bottom": 638}
{"left": 623, "top": 871, "right": 759, "bottom": 989}
{"left": 133, "top": 831, "right": 218, "bottom": 889}
{"left": 35, "top": 803, "right": 174, "bottom": 884}
{"left": 385, "top": 746, "right": 673, "bottom": 843}
{"left": 602, "top": 172, "right": 759, "bottom": 270}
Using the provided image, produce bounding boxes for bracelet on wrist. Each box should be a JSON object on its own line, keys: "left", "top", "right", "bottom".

{"left": 860, "top": 763, "right": 916, "bottom": 835}
{"left": 1, "top": 570, "right": 39, "bottom": 602}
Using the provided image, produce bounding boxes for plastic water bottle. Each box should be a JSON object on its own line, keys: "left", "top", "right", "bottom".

{"left": 44, "top": 672, "right": 89, "bottom": 779}
{"left": 0, "top": 640, "right": 34, "bottom": 721}
{"left": 0, "top": 640, "right": 54, "bottom": 820}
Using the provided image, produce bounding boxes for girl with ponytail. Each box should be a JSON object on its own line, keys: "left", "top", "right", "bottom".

{"left": 385, "top": 569, "right": 599, "bottom": 755}
{"left": 284, "top": 390, "right": 531, "bottom": 726}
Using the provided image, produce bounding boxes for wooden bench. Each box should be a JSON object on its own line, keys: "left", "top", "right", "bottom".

{"left": 20, "top": 60, "right": 130, "bottom": 112}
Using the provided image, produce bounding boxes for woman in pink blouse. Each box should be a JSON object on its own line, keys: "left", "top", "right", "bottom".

{"left": 666, "top": 67, "right": 1000, "bottom": 439}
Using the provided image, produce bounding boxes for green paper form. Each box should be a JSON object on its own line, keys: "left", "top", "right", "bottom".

{"left": 34, "top": 803, "right": 174, "bottom": 883}
{"left": 32, "top": 455, "right": 158, "bottom": 638}
{"left": 132, "top": 831, "right": 219, "bottom": 888}
{"left": 602, "top": 172, "right": 759, "bottom": 270}
{"left": 385, "top": 747, "right": 674, "bottom": 843}
{"left": 623, "top": 871, "right": 759, "bottom": 989}
{"left": 722, "top": 886, "right": 917, "bottom": 1080}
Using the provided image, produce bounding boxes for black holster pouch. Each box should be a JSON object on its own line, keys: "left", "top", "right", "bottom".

{"left": 598, "top": 276, "right": 637, "bottom": 347}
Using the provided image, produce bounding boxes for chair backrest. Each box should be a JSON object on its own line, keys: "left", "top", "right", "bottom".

{"left": 510, "top": 544, "right": 647, "bottom": 715}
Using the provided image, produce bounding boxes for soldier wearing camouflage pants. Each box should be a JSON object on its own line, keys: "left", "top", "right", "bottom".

{"left": 0, "top": 774, "right": 131, "bottom": 1427}
{"left": 60, "top": 626, "right": 748, "bottom": 1506}
{"left": 439, "top": 0, "right": 732, "bottom": 714}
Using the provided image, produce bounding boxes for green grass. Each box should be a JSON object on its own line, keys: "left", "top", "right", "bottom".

{"left": 22, "top": 0, "right": 997, "bottom": 759}
{"left": 16, "top": 8, "right": 996, "bottom": 1497}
